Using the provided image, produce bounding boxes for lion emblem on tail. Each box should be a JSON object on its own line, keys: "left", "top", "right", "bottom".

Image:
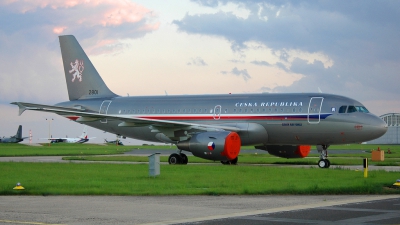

{"left": 70, "top": 59, "right": 84, "bottom": 82}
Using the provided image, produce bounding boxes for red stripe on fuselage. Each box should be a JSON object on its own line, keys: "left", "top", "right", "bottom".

{"left": 138, "top": 115, "right": 308, "bottom": 121}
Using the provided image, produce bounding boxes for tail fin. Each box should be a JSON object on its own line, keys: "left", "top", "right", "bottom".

{"left": 79, "top": 126, "right": 87, "bottom": 138}
{"left": 16, "top": 125, "right": 22, "bottom": 139}
{"left": 59, "top": 35, "right": 118, "bottom": 100}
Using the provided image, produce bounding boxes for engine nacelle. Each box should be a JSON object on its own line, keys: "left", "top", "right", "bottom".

{"left": 259, "top": 145, "right": 311, "bottom": 158}
{"left": 177, "top": 131, "right": 241, "bottom": 161}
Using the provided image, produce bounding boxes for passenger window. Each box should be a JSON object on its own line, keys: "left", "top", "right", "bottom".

{"left": 339, "top": 106, "right": 347, "bottom": 113}
{"left": 233, "top": 109, "right": 236, "bottom": 113}
{"left": 347, "top": 106, "right": 357, "bottom": 113}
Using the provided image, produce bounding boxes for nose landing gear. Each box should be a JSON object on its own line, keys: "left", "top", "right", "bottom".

{"left": 317, "top": 145, "right": 330, "bottom": 168}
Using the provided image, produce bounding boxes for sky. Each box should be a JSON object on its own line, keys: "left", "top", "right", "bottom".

{"left": 0, "top": 0, "right": 399, "bottom": 144}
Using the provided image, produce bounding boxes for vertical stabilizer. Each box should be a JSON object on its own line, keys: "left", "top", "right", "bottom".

{"left": 16, "top": 125, "right": 22, "bottom": 139}
{"left": 79, "top": 126, "right": 88, "bottom": 139}
{"left": 59, "top": 35, "right": 118, "bottom": 100}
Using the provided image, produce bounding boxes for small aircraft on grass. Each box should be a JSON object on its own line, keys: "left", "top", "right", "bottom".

{"left": 43, "top": 126, "right": 95, "bottom": 143}
{"left": 0, "top": 125, "right": 28, "bottom": 143}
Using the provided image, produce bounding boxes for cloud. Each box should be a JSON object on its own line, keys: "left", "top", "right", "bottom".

{"left": 0, "top": 0, "right": 160, "bottom": 54}
{"left": 0, "top": 0, "right": 160, "bottom": 104}
{"left": 221, "top": 67, "right": 251, "bottom": 81}
{"left": 251, "top": 60, "right": 270, "bottom": 66}
{"left": 187, "top": 57, "right": 208, "bottom": 66}
{"left": 176, "top": 0, "right": 400, "bottom": 111}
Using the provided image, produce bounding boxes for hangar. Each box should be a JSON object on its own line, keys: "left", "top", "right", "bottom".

{"left": 367, "top": 113, "right": 400, "bottom": 144}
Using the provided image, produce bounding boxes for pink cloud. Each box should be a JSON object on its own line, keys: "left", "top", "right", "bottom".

{"left": 52, "top": 26, "right": 67, "bottom": 34}
{"left": 1, "top": 0, "right": 160, "bottom": 54}
{"left": 1, "top": 0, "right": 159, "bottom": 30}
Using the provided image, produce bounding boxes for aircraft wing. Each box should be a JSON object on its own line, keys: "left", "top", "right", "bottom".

{"left": 11, "top": 102, "right": 242, "bottom": 133}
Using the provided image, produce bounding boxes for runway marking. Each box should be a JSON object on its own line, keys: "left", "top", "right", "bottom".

{"left": 0, "top": 220, "right": 65, "bottom": 225}
{"left": 139, "top": 195, "right": 400, "bottom": 225}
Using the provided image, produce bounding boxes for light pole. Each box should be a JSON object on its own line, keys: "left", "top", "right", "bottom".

{"left": 46, "top": 118, "right": 53, "bottom": 146}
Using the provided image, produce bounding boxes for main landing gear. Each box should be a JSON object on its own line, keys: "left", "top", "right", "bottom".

{"left": 168, "top": 151, "right": 188, "bottom": 165}
{"left": 317, "top": 145, "right": 330, "bottom": 168}
{"left": 221, "top": 157, "right": 238, "bottom": 165}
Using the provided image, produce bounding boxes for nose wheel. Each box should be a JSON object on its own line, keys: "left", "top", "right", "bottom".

{"left": 317, "top": 145, "right": 330, "bottom": 168}
{"left": 318, "top": 159, "right": 330, "bottom": 168}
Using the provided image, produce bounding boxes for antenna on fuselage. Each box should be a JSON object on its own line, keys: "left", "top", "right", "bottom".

{"left": 165, "top": 91, "right": 168, "bottom": 96}
{"left": 318, "top": 87, "right": 322, "bottom": 93}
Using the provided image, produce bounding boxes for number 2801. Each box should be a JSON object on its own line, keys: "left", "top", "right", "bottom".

{"left": 89, "top": 90, "right": 98, "bottom": 95}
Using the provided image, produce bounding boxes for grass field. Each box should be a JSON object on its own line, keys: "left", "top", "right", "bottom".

{"left": 0, "top": 143, "right": 134, "bottom": 156}
{"left": 62, "top": 144, "right": 400, "bottom": 166}
{"left": 1, "top": 143, "right": 399, "bottom": 196}
{"left": 1, "top": 162, "right": 399, "bottom": 195}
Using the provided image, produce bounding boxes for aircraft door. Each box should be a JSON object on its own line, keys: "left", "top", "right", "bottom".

{"left": 213, "top": 105, "right": 221, "bottom": 120}
{"left": 308, "top": 97, "right": 324, "bottom": 124}
{"left": 99, "top": 100, "right": 112, "bottom": 123}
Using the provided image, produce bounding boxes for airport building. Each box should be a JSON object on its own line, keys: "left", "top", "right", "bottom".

{"left": 367, "top": 113, "right": 400, "bottom": 144}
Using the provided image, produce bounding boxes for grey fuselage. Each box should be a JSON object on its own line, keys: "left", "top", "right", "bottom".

{"left": 55, "top": 92, "right": 387, "bottom": 146}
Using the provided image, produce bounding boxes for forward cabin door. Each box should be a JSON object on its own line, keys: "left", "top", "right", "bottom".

{"left": 99, "top": 100, "right": 112, "bottom": 123}
{"left": 308, "top": 97, "right": 323, "bottom": 124}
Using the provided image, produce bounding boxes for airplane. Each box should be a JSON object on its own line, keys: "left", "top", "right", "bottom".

{"left": 12, "top": 35, "right": 387, "bottom": 168}
{"left": 104, "top": 139, "right": 124, "bottom": 146}
{"left": 43, "top": 126, "right": 95, "bottom": 143}
{"left": 0, "top": 125, "right": 29, "bottom": 143}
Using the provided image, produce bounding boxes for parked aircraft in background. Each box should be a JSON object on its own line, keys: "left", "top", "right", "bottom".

{"left": 0, "top": 125, "right": 28, "bottom": 143}
{"left": 12, "top": 35, "right": 387, "bottom": 168}
{"left": 104, "top": 139, "right": 124, "bottom": 146}
{"left": 43, "top": 126, "right": 95, "bottom": 143}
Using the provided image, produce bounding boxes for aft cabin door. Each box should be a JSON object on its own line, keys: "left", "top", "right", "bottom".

{"left": 308, "top": 97, "right": 323, "bottom": 124}
{"left": 99, "top": 100, "right": 112, "bottom": 123}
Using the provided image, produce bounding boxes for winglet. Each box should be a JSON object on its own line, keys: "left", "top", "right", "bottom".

{"left": 11, "top": 102, "right": 27, "bottom": 116}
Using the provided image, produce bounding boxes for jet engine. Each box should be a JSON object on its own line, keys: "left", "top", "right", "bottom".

{"left": 256, "top": 145, "right": 311, "bottom": 158}
{"left": 177, "top": 131, "right": 241, "bottom": 161}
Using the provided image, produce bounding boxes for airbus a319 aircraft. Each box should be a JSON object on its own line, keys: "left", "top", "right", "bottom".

{"left": 12, "top": 35, "right": 387, "bottom": 168}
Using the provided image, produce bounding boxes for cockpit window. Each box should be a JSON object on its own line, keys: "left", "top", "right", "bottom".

{"left": 347, "top": 106, "right": 357, "bottom": 113}
{"left": 339, "top": 106, "right": 347, "bottom": 113}
{"left": 355, "top": 106, "right": 370, "bottom": 113}
{"left": 339, "top": 105, "right": 370, "bottom": 113}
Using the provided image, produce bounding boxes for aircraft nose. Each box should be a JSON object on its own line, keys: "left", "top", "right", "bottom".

{"left": 367, "top": 115, "right": 388, "bottom": 139}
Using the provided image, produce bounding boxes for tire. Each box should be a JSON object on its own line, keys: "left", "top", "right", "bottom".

{"left": 324, "top": 159, "right": 331, "bottom": 168}
{"left": 318, "top": 159, "right": 326, "bottom": 168}
{"left": 230, "top": 157, "right": 238, "bottom": 165}
{"left": 168, "top": 153, "right": 182, "bottom": 165}
{"left": 180, "top": 153, "right": 188, "bottom": 165}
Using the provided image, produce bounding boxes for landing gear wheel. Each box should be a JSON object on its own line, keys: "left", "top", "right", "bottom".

{"left": 318, "top": 159, "right": 326, "bottom": 168}
{"left": 318, "top": 159, "right": 330, "bottom": 168}
{"left": 230, "top": 157, "right": 238, "bottom": 165}
{"left": 180, "top": 153, "right": 188, "bottom": 165}
{"left": 220, "top": 157, "right": 238, "bottom": 165}
{"left": 324, "top": 159, "right": 330, "bottom": 168}
{"left": 168, "top": 153, "right": 182, "bottom": 165}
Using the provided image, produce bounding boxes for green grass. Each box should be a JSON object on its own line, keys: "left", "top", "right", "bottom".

{"left": 0, "top": 143, "right": 134, "bottom": 156}
{"left": 63, "top": 154, "right": 400, "bottom": 166}
{"left": 1, "top": 162, "right": 399, "bottom": 195}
